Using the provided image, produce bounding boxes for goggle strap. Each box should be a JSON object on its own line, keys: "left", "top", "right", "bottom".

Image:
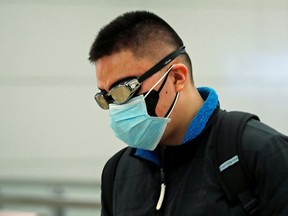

{"left": 138, "top": 46, "right": 186, "bottom": 83}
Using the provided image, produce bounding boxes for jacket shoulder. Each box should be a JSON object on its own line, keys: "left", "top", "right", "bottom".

{"left": 242, "top": 119, "right": 288, "bottom": 214}
{"left": 242, "top": 119, "right": 288, "bottom": 154}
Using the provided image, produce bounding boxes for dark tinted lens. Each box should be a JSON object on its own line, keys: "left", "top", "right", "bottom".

{"left": 94, "top": 93, "right": 109, "bottom": 110}
{"left": 110, "top": 86, "right": 133, "bottom": 104}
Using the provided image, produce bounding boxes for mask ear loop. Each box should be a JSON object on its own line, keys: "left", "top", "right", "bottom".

{"left": 144, "top": 65, "right": 174, "bottom": 99}
{"left": 165, "top": 92, "right": 179, "bottom": 118}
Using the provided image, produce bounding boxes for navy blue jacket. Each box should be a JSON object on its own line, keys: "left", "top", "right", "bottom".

{"left": 101, "top": 110, "right": 288, "bottom": 216}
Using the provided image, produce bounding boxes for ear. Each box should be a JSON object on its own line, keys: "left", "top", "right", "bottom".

{"left": 170, "top": 64, "right": 189, "bottom": 92}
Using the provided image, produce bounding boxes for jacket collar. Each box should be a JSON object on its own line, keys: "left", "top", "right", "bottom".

{"left": 182, "top": 87, "right": 218, "bottom": 144}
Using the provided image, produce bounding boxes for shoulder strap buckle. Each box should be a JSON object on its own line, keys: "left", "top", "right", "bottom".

{"left": 239, "top": 190, "right": 259, "bottom": 215}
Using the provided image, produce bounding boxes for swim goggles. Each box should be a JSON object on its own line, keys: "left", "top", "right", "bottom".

{"left": 94, "top": 46, "right": 186, "bottom": 109}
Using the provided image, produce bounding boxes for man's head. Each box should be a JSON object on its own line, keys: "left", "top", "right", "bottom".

{"left": 89, "top": 11, "right": 203, "bottom": 146}
{"left": 88, "top": 11, "right": 192, "bottom": 74}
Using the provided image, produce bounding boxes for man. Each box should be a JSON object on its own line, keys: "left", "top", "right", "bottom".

{"left": 88, "top": 11, "right": 288, "bottom": 216}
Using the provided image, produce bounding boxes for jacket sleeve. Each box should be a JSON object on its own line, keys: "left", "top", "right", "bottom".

{"left": 101, "top": 158, "right": 114, "bottom": 216}
{"left": 243, "top": 119, "right": 288, "bottom": 216}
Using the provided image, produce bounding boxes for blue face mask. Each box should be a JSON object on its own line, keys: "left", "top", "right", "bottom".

{"left": 109, "top": 67, "right": 179, "bottom": 151}
{"left": 110, "top": 95, "right": 174, "bottom": 150}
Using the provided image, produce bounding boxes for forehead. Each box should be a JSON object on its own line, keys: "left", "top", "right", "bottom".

{"left": 96, "top": 50, "right": 153, "bottom": 91}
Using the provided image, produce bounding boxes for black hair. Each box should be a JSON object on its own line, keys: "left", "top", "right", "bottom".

{"left": 88, "top": 11, "right": 193, "bottom": 79}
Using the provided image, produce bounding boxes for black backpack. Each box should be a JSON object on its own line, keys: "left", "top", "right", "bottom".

{"left": 101, "top": 110, "right": 260, "bottom": 215}
{"left": 214, "top": 111, "right": 260, "bottom": 215}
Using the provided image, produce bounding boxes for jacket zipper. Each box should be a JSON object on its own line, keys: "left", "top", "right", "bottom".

{"left": 156, "top": 147, "right": 166, "bottom": 214}
{"left": 156, "top": 167, "right": 166, "bottom": 210}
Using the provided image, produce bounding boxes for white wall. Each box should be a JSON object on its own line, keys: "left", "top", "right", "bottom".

{"left": 0, "top": 0, "right": 287, "bottom": 181}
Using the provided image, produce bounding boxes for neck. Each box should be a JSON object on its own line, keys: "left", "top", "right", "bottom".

{"left": 160, "top": 86, "right": 204, "bottom": 146}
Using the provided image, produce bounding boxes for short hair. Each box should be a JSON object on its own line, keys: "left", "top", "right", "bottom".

{"left": 88, "top": 11, "right": 193, "bottom": 79}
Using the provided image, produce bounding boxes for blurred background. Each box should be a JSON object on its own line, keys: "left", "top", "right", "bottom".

{"left": 0, "top": 0, "right": 287, "bottom": 215}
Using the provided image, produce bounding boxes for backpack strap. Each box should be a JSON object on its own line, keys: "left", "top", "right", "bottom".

{"left": 101, "top": 147, "right": 128, "bottom": 216}
{"left": 214, "top": 110, "right": 260, "bottom": 215}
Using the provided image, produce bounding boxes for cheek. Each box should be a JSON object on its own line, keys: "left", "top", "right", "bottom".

{"left": 139, "top": 75, "right": 161, "bottom": 94}
{"left": 155, "top": 86, "right": 175, "bottom": 117}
